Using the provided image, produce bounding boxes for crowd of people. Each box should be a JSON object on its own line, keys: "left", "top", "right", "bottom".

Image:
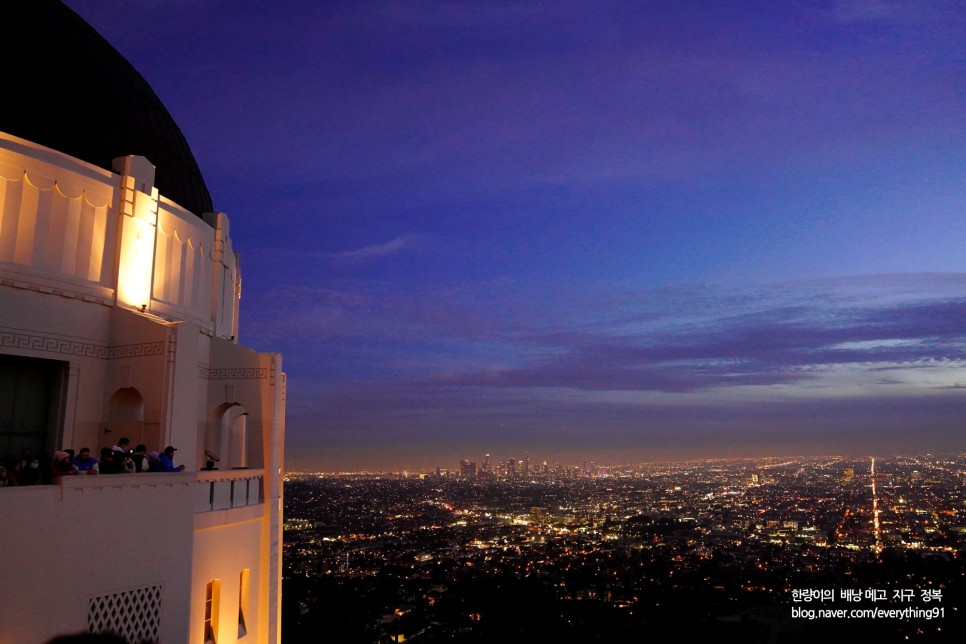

{"left": 1, "top": 438, "right": 185, "bottom": 486}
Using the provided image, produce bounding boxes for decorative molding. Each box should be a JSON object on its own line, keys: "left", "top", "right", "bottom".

{"left": 104, "top": 341, "right": 164, "bottom": 359}
{"left": 1, "top": 331, "right": 102, "bottom": 357}
{"left": 0, "top": 160, "right": 114, "bottom": 208}
{"left": 0, "top": 276, "right": 114, "bottom": 307}
{"left": 0, "top": 329, "right": 162, "bottom": 360}
{"left": 198, "top": 366, "right": 268, "bottom": 380}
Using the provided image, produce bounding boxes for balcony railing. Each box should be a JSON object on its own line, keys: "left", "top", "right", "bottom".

{"left": 2, "top": 469, "right": 265, "bottom": 516}
{"left": 194, "top": 468, "right": 264, "bottom": 513}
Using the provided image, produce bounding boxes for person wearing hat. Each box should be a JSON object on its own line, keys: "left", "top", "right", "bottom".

{"left": 98, "top": 447, "right": 121, "bottom": 474}
{"left": 51, "top": 451, "right": 78, "bottom": 480}
{"left": 159, "top": 446, "right": 186, "bottom": 472}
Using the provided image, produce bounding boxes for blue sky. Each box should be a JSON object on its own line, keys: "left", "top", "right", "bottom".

{"left": 65, "top": 0, "right": 966, "bottom": 470}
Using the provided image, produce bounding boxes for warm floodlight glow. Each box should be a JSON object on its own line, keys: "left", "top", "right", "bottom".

{"left": 117, "top": 192, "right": 157, "bottom": 308}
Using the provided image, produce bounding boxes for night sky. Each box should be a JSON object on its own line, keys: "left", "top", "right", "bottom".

{"left": 63, "top": 1, "right": 966, "bottom": 471}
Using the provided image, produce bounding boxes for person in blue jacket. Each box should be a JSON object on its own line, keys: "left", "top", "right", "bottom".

{"left": 159, "top": 445, "right": 186, "bottom": 472}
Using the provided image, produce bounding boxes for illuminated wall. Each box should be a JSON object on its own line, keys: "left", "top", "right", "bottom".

{"left": 0, "top": 130, "right": 284, "bottom": 644}
{"left": 0, "top": 132, "right": 239, "bottom": 338}
{"left": 0, "top": 135, "right": 116, "bottom": 295}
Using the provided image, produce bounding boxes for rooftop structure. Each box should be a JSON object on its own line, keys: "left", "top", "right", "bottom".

{"left": 0, "top": 2, "right": 284, "bottom": 643}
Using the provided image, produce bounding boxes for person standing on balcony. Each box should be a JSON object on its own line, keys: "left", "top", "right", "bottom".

{"left": 131, "top": 444, "right": 149, "bottom": 472}
{"left": 98, "top": 447, "right": 121, "bottom": 474}
{"left": 14, "top": 448, "right": 34, "bottom": 484}
{"left": 16, "top": 452, "right": 45, "bottom": 485}
{"left": 72, "top": 448, "right": 99, "bottom": 475}
{"left": 51, "top": 451, "right": 78, "bottom": 480}
{"left": 159, "top": 446, "right": 186, "bottom": 472}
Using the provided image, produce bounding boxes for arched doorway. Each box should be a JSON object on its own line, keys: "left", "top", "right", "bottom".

{"left": 210, "top": 403, "right": 248, "bottom": 469}
{"left": 108, "top": 387, "right": 146, "bottom": 447}
{"left": 228, "top": 412, "right": 248, "bottom": 469}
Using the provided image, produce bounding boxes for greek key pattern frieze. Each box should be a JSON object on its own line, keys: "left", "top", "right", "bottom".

{"left": 0, "top": 330, "right": 162, "bottom": 360}
{"left": 1, "top": 331, "right": 103, "bottom": 357}
{"left": 104, "top": 342, "right": 164, "bottom": 359}
{"left": 199, "top": 366, "right": 268, "bottom": 380}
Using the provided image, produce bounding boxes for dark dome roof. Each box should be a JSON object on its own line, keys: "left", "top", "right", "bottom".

{"left": 1, "top": 0, "right": 213, "bottom": 217}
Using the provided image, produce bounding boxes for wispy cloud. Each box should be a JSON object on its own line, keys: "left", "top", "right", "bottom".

{"left": 830, "top": 0, "right": 904, "bottom": 23}
{"left": 273, "top": 272, "right": 966, "bottom": 466}
{"left": 255, "top": 273, "right": 966, "bottom": 397}
{"left": 827, "top": 0, "right": 949, "bottom": 24}
{"left": 434, "top": 288, "right": 966, "bottom": 394}
{"left": 316, "top": 234, "right": 426, "bottom": 262}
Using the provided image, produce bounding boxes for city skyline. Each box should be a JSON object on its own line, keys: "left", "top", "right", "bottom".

{"left": 283, "top": 453, "right": 963, "bottom": 641}
{"left": 295, "top": 449, "right": 966, "bottom": 477}
{"left": 63, "top": 1, "right": 966, "bottom": 470}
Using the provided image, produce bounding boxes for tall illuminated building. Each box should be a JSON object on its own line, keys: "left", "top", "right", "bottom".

{"left": 460, "top": 459, "right": 477, "bottom": 480}
{"left": 0, "top": 2, "right": 284, "bottom": 642}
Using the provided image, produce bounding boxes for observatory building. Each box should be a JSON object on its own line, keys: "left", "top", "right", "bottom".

{"left": 0, "top": 2, "right": 285, "bottom": 642}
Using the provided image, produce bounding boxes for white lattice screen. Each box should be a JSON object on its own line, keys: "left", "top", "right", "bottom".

{"left": 88, "top": 584, "right": 162, "bottom": 643}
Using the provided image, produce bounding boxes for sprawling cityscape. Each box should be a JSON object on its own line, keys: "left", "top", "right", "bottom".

{"left": 282, "top": 453, "right": 965, "bottom": 642}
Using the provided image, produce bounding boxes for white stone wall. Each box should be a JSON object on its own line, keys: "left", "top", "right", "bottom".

{"left": 0, "top": 475, "right": 195, "bottom": 644}
{"left": 0, "top": 131, "right": 239, "bottom": 333}
{"left": 0, "top": 136, "right": 115, "bottom": 292}
{"left": 0, "top": 130, "right": 285, "bottom": 644}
